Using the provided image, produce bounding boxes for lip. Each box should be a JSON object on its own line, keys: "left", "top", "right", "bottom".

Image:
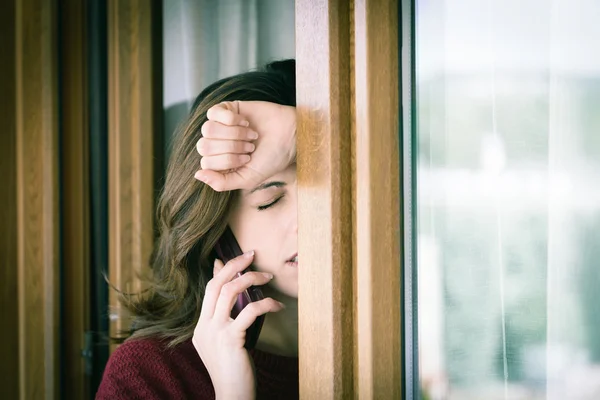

{"left": 286, "top": 253, "right": 298, "bottom": 267}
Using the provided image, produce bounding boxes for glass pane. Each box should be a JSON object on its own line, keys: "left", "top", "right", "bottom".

{"left": 162, "top": 0, "right": 295, "bottom": 160}
{"left": 415, "top": 1, "right": 600, "bottom": 399}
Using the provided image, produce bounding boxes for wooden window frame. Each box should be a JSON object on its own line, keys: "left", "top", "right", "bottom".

{"left": 107, "top": 0, "right": 163, "bottom": 351}
{"left": 295, "top": 0, "right": 354, "bottom": 397}
{"left": 61, "top": 0, "right": 91, "bottom": 398}
{"left": 0, "top": 0, "right": 19, "bottom": 398}
{"left": 296, "top": 0, "right": 401, "bottom": 398}
{"left": 2, "top": 1, "right": 92, "bottom": 398}
{"left": 353, "top": 1, "right": 402, "bottom": 397}
{"left": 14, "top": 0, "right": 61, "bottom": 398}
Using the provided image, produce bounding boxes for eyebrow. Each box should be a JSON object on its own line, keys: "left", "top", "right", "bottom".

{"left": 248, "top": 181, "right": 287, "bottom": 194}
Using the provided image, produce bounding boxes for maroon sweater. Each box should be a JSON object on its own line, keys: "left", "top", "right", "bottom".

{"left": 96, "top": 338, "right": 299, "bottom": 399}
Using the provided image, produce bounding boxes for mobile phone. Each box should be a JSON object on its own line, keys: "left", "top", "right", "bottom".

{"left": 213, "top": 226, "right": 265, "bottom": 349}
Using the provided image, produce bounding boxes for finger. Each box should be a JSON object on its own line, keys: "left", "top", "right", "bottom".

{"left": 200, "top": 251, "right": 254, "bottom": 319}
{"left": 213, "top": 258, "right": 225, "bottom": 277}
{"left": 199, "top": 258, "right": 226, "bottom": 319}
{"left": 200, "top": 121, "right": 258, "bottom": 141}
{"left": 231, "top": 298, "right": 285, "bottom": 331}
{"left": 194, "top": 169, "right": 251, "bottom": 192}
{"left": 196, "top": 138, "right": 255, "bottom": 157}
{"left": 206, "top": 101, "right": 248, "bottom": 127}
{"left": 213, "top": 271, "right": 274, "bottom": 321}
{"left": 200, "top": 154, "right": 251, "bottom": 171}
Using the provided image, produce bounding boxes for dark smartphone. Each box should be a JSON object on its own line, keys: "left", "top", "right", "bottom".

{"left": 213, "top": 226, "right": 265, "bottom": 349}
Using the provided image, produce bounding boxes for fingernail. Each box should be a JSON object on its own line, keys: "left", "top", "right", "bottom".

{"left": 247, "top": 130, "right": 258, "bottom": 140}
{"left": 240, "top": 154, "right": 251, "bottom": 163}
{"left": 195, "top": 173, "right": 211, "bottom": 185}
{"left": 240, "top": 120, "right": 250, "bottom": 127}
{"left": 244, "top": 143, "right": 255, "bottom": 152}
{"left": 262, "top": 272, "right": 274, "bottom": 279}
{"left": 194, "top": 171, "right": 206, "bottom": 181}
{"left": 278, "top": 301, "right": 286, "bottom": 309}
{"left": 244, "top": 250, "right": 254, "bottom": 258}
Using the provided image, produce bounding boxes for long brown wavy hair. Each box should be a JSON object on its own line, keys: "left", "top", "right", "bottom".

{"left": 121, "top": 59, "right": 296, "bottom": 347}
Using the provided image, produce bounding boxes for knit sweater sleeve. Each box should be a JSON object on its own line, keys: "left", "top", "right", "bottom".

{"left": 96, "top": 338, "right": 215, "bottom": 400}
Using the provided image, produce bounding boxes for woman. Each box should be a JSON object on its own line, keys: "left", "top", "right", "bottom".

{"left": 97, "top": 59, "right": 299, "bottom": 399}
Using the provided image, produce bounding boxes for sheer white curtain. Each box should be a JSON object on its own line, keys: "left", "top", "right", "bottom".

{"left": 162, "top": 0, "right": 295, "bottom": 156}
{"left": 416, "top": 0, "right": 600, "bottom": 399}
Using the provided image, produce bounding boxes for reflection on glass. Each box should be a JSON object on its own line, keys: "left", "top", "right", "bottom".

{"left": 415, "top": 1, "right": 600, "bottom": 399}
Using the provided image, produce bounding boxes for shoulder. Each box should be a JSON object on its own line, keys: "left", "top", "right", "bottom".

{"left": 96, "top": 337, "right": 215, "bottom": 400}
{"left": 103, "top": 338, "right": 179, "bottom": 372}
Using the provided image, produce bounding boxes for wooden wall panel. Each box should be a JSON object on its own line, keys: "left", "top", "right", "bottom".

{"left": 60, "top": 0, "right": 90, "bottom": 398}
{"left": 353, "top": 0, "right": 401, "bottom": 398}
{"left": 0, "top": 0, "right": 18, "bottom": 398}
{"left": 15, "top": 0, "right": 61, "bottom": 398}
{"left": 107, "top": 0, "right": 161, "bottom": 350}
{"left": 296, "top": 0, "right": 355, "bottom": 398}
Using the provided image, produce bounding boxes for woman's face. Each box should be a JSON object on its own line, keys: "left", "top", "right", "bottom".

{"left": 228, "top": 164, "right": 298, "bottom": 298}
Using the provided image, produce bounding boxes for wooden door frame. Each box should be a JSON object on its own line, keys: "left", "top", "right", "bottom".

{"left": 1, "top": 1, "right": 92, "bottom": 398}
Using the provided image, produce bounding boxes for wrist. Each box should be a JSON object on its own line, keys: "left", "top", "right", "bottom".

{"left": 215, "top": 388, "right": 255, "bottom": 400}
{"left": 213, "top": 377, "right": 256, "bottom": 400}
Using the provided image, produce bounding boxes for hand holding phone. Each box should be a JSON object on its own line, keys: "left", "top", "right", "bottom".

{"left": 213, "top": 226, "right": 266, "bottom": 349}
{"left": 192, "top": 246, "right": 283, "bottom": 398}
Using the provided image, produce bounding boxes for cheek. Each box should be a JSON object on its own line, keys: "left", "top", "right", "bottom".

{"left": 228, "top": 193, "right": 297, "bottom": 270}
{"left": 229, "top": 209, "right": 280, "bottom": 255}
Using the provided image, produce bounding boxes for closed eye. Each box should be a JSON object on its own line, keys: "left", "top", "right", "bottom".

{"left": 257, "top": 196, "right": 284, "bottom": 211}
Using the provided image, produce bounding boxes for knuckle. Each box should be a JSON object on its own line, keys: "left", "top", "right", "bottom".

{"left": 229, "top": 141, "right": 241, "bottom": 152}
{"left": 245, "top": 301, "right": 263, "bottom": 315}
{"left": 236, "top": 127, "right": 248, "bottom": 139}
{"left": 201, "top": 121, "right": 215, "bottom": 137}
{"left": 220, "top": 281, "right": 237, "bottom": 297}
{"left": 196, "top": 138, "right": 209, "bottom": 154}
{"left": 226, "top": 154, "right": 239, "bottom": 164}
{"left": 222, "top": 112, "right": 236, "bottom": 125}
{"left": 206, "top": 105, "right": 221, "bottom": 120}
{"left": 200, "top": 157, "right": 209, "bottom": 170}
{"left": 204, "top": 280, "right": 217, "bottom": 295}
{"left": 193, "top": 329, "right": 213, "bottom": 352}
{"left": 193, "top": 324, "right": 207, "bottom": 341}
{"left": 193, "top": 324, "right": 206, "bottom": 339}
{"left": 234, "top": 141, "right": 248, "bottom": 152}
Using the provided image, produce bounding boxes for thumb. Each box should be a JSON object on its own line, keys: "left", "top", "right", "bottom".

{"left": 206, "top": 101, "right": 249, "bottom": 127}
{"left": 194, "top": 169, "right": 247, "bottom": 192}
